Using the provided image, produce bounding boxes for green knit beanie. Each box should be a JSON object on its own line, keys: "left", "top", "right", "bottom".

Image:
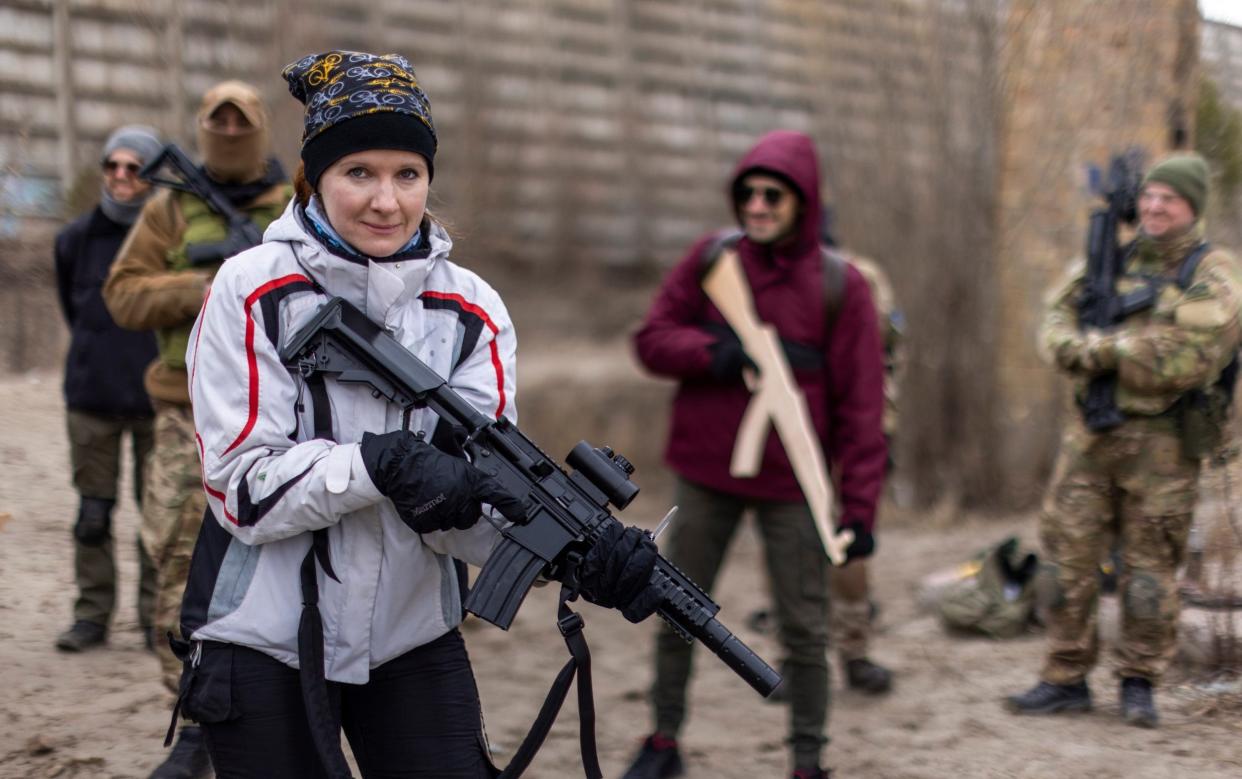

{"left": 1142, "top": 153, "right": 1210, "bottom": 215}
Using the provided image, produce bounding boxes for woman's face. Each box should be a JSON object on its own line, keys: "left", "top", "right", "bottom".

{"left": 318, "top": 149, "right": 430, "bottom": 257}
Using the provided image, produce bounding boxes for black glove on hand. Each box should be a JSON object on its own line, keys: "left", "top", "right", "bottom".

{"left": 708, "top": 334, "right": 759, "bottom": 382}
{"left": 360, "top": 430, "right": 527, "bottom": 534}
{"left": 843, "top": 522, "right": 875, "bottom": 563}
{"left": 578, "top": 523, "right": 667, "bottom": 623}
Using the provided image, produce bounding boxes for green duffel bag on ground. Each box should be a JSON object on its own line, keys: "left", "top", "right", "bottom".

{"left": 937, "top": 536, "right": 1041, "bottom": 639}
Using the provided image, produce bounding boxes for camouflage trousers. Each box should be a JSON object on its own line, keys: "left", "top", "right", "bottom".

{"left": 1039, "top": 415, "right": 1198, "bottom": 685}
{"left": 830, "top": 560, "right": 872, "bottom": 661}
{"left": 143, "top": 402, "right": 206, "bottom": 696}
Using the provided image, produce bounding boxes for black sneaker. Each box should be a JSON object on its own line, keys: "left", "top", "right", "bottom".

{"left": 149, "top": 725, "right": 212, "bottom": 779}
{"left": 1120, "top": 677, "right": 1158, "bottom": 728}
{"left": 1004, "top": 680, "right": 1092, "bottom": 715}
{"left": 620, "top": 734, "right": 684, "bottom": 779}
{"left": 55, "top": 620, "right": 107, "bottom": 652}
{"left": 845, "top": 657, "right": 893, "bottom": 695}
{"left": 792, "top": 769, "right": 833, "bottom": 779}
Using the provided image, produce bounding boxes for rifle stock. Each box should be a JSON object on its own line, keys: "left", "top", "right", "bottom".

{"left": 280, "top": 297, "right": 782, "bottom": 697}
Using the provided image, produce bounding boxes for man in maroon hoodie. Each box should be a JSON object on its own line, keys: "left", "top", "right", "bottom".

{"left": 621, "top": 131, "right": 887, "bottom": 779}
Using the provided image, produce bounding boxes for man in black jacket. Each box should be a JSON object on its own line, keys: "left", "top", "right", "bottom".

{"left": 53, "top": 125, "right": 163, "bottom": 652}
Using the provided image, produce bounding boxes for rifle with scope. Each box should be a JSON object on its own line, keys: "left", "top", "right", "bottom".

{"left": 279, "top": 296, "right": 783, "bottom": 698}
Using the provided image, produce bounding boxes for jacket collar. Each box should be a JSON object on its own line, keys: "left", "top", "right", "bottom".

{"left": 264, "top": 199, "right": 453, "bottom": 326}
{"left": 1133, "top": 222, "right": 1206, "bottom": 274}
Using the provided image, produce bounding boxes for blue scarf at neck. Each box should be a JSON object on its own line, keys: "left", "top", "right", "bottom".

{"left": 302, "top": 195, "right": 422, "bottom": 262}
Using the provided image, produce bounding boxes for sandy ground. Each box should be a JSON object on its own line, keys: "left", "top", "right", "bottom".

{"left": 2, "top": 368, "right": 1240, "bottom": 779}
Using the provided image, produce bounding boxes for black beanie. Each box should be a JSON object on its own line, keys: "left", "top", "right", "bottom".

{"left": 282, "top": 51, "right": 437, "bottom": 187}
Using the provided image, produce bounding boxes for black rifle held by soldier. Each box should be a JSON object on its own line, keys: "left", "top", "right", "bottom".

{"left": 1078, "top": 150, "right": 1146, "bottom": 431}
{"left": 280, "top": 296, "right": 782, "bottom": 699}
{"left": 138, "top": 143, "right": 264, "bottom": 266}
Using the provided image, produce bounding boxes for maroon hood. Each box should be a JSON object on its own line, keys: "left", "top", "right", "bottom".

{"left": 729, "top": 129, "right": 823, "bottom": 258}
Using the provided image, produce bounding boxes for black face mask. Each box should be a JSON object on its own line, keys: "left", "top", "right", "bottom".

{"left": 205, "top": 157, "right": 288, "bottom": 206}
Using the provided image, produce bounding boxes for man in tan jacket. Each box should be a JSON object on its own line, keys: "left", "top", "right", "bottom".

{"left": 104, "top": 80, "right": 291, "bottom": 779}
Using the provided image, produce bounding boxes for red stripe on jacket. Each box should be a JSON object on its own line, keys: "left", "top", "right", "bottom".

{"left": 196, "top": 431, "right": 239, "bottom": 525}
{"left": 222, "top": 274, "right": 313, "bottom": 456}
{"left": 421, "top": 290, "right": 507, "bottom": 419}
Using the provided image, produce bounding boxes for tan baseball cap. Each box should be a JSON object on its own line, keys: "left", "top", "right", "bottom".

{"left": 197, "top": 80, "right": 268, "bottom": 130}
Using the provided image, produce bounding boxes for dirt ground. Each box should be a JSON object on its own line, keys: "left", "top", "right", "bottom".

{"left": 2, "top": 367, "right": 1240, "bottom": 779}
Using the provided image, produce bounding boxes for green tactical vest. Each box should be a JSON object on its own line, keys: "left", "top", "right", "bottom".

{"left": 158, "top": 185, "right": 292, "bottom": 371}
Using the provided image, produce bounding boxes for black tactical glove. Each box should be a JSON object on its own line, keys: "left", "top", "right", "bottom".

{"left": 708, "top": 333, "right": 759, "bottom": 382}
{"left": 73, "top": 497, "right": 115, "bottom": 547}
{"left": 360, "top": 430, "right": 527, "bottom": 533}
{"left": 577, "top": 523, "right": 668, "bottom": 623}
{"left": 842, "top": 522, "right": 875, "bottom": 563}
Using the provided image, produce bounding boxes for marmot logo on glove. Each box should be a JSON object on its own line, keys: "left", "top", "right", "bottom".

{"left": 410, "top": 493, "right": 447, "bottom": 517}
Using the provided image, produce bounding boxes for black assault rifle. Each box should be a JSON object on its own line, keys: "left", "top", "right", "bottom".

{"left": 280, "top": 296, "right": 783, "bottom": 697}
{"left": 1078, "top": 149, "right": 1146, "bottom": 431}
{"left": 139, "top": 143, "right": 264, "bottom": 266}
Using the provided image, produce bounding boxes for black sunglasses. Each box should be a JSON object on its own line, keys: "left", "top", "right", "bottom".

{"left": 734, "top": 184, "right": 787, "bottom": 207}
{"left": 103, "top": 159, "right": 142, "bottom": 175}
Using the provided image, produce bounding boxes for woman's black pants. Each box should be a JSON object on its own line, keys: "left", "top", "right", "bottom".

{"left": 191, "top": 629, "right": 495, "bottom": 778}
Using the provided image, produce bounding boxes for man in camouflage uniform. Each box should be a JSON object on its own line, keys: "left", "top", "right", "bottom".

{"left": 828, "top": 251, "right": 901, "bottom": 695}
{"left": 1007, "top": 153, "right": 1242, "bottom": 728}
{"left": 104, "top": 81, "right": 291, "bottom": 778}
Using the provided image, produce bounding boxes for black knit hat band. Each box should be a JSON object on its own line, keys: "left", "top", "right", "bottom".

{"left": 282, "top": 50, "right": 437, "bottom": 187}
{"left": 302, "top": 111, "right": 437, "bottom": 187}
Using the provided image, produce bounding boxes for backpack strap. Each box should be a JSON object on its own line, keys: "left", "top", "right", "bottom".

{"left": 1173, "top": 242, "right": 1240, "bottom": 413}
{"left": 1175, "top": 242, "right": 1212, "bottom": 290}
{"left": 296, "top": 374, "right": 351, "bottom": 778}
{"left": 820, "top": 247, "right": 848, "bottom": 338}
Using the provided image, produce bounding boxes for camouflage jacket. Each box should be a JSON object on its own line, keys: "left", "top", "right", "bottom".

{"left": 1039, "top": 226, "right": 1242, "bottom": 416}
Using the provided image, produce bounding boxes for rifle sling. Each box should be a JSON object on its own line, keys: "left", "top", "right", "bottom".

{"left": 496, "top": 582, "right": 602, "bottom": 779}
{"left": 297, "top": 371, "right": 353, "bottom": 778}
{"left": 294, "top": 367, "right": 603, "bottom": 778}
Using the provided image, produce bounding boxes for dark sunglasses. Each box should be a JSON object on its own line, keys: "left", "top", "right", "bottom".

{"left": 103, "top": 159, "right": 142, "bottom": 175}
{"left": 734, "top": 184, "right": 787, "bottom": 207}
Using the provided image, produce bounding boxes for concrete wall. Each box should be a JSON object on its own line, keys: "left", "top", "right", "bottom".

{"left": 0, "top": 0, "right": 1229, "bottom": 510}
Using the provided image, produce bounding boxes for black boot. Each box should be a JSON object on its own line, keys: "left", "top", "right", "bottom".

{"left": 1005, "top": 680, "right": 1092, "bottom": 715}
{"left": 55, "top": 620, "right": 107, "bottom": 652}
{"left": 845, "top": 657, "right": 893, "bottom": 694}
{"left": 620, "top": 734, "right": 684, "bottom": 779}
{"left": 149, "top": 725, "right": 211, "bottom": 779}
{"left": 1120, "top": 677, "right": 1158, "bottom": 728}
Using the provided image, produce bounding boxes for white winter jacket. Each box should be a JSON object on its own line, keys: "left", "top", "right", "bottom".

{"left": 183, "top": 201, "right": 513, "bottom": 683}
